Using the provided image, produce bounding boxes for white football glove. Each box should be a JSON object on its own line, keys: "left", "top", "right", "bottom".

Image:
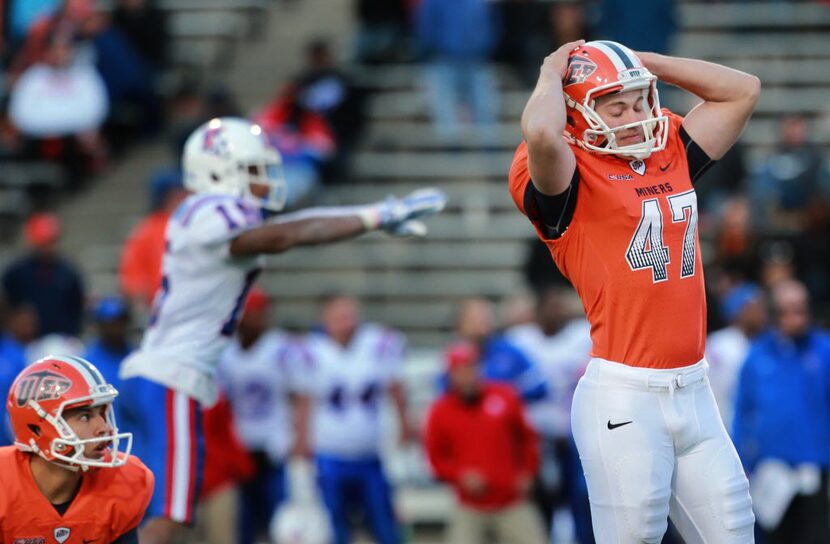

{"left": 386, "top": 219, "right": 428, "bottom": 237}
{"left": 374, "top": 188, "right": 447, "bottom": 238}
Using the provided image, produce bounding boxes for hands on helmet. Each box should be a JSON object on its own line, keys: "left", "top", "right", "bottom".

{"left": 542, "top": 39, "right": 586, "bottom": 81}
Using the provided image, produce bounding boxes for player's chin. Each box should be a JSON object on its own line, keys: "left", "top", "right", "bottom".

{"left": 249, "top": 182, "right": 270, "bottom": 199}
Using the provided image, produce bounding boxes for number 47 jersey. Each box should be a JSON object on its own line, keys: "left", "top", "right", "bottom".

{"left": 120, "top": 194, "right": 265, "bottom": 406}
{"left": 509, "top": 110, "right": 706, "bottom": 370}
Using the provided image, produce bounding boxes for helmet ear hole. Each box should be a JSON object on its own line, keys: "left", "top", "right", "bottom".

{"left": 28, "top": 424, "right": 41, "bottom": 437}
{"left": 210, "top": 172, "right": 221, "bottom": 183}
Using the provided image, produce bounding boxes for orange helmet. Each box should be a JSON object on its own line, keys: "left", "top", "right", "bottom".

{"left": 563, "top": 40, "right": 668, "bottom": 159}
{"left": 6, "top": 356, "right": 132, "bottom": 471}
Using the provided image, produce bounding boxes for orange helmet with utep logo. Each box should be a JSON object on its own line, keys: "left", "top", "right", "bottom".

{"left": 7, "top": 356, "right": 132, "bottom": 471}
{"left": 563, "top": 40, "right": 668, "bottom": 160}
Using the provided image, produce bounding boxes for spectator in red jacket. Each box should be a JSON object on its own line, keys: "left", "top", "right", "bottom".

{"left": 254, "top": 84, "right": 336, "bottom": 209}
{"left": 424, "top": 342, "right": 547, "bottom": 544}
{"left": 118, "top": 168, "right": 186, "bottom": 308}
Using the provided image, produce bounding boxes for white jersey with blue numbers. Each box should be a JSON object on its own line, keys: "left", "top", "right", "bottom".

{"left": 291, "top": 324, "right": 405, "bottom": 459}
{"left": 217, "top": 330, "right": 297, "bottom": 460}
{"left": 704, "top": 325, "right": 750, "bottom": 431}
{"left": 120, "top": 193, "right": 265, "bottom": 406}
{"left": 507, "top": 319, "right": 592, "bottom": 438}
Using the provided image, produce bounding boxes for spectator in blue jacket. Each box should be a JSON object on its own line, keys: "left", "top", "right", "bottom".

{"left": 453, "top": 297, "right": 548, "bottom": 403}
{"left": 415, "top": 0, "right": 500, "bottom": 142}
{"left": 733, "top": 279, "right": 830, "bottom": 543}
{"left": 1, "top": 214, "right": 85, "bottom": 338}
{"left": 0, "top": 303, "right": 37, "bottom": 445}
{"left": 596, "top": 0, "right": 677, "bottom": 55}
{"left": 82, "top": 297, "right": 134, "bottom": 390}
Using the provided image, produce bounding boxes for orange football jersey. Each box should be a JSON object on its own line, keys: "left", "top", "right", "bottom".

{"left": 0, "top": 447, "right": 154, "bottom": 543}
{"left": 509, "top": 110, "right": 705, "bottom": 369}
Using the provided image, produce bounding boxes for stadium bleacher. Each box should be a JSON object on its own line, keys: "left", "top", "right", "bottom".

{"left": 8, "top": 0, "right": 822, "bottom": 351}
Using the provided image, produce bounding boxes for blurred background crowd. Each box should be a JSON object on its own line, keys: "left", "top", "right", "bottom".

{"left": 1, "top": 0, "right": 830, "bottom": 543}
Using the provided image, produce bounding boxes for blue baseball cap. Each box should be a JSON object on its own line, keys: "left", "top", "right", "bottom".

{"left": 93, "top": 297, "right": 128, "bottom": 322}
{"left": 720, "top": 283, "right": 762, "bottom": 322}
{"left": 148, "top": 168, "right": 184, "bottom": 211}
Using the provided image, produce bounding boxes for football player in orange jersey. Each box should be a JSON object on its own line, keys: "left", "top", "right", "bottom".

{"left": 508, "top": 40, "right": 760, "bottom": 543}
{"left": 0, "top": 356, "right": 153, "bottom": 543}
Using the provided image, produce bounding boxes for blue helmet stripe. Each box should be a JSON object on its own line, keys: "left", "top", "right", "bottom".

{"left": 67, "top": 356, "right": 105, "bottom": 386}
{"left": 597, "top": 41, "right": 636, "bottom": 69}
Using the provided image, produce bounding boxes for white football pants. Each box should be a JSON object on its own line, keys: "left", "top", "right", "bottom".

{"left": 571, "top": 358, "right": 755, "bottom": 544}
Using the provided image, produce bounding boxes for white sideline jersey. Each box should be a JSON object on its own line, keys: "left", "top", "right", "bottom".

{"left": 291, "top": 324, "right": 405, "bottom": 458}
{"left": 705, "top": 325, "right": 751, "bottom": 431}
{"left": 507, "top": 319, "right": 592, "bottom": 438}
{"left": 218, "top": 330, "right": 297, "bottom": 460}
{"left": 120, "top": 193, "right": 265, "bottom": 406}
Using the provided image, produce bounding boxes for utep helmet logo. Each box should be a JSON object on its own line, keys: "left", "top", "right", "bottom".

{"left": 14, "top": 371, "right": 72, "bottom": 408}
{"left": 565, "top": 55, "right": 597, "bottom": 86}
{"left": 202, "top": 126, "right": 230, "bottom": 157}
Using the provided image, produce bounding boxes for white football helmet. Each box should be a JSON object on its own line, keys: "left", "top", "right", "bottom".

{"left": 183, "top": 117, "right": 287, "bottom": 211}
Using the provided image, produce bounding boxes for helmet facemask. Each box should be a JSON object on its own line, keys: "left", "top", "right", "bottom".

{"left": 22, "top": 385, "right": 133, "bottom": 472}
{"left": 239, "top": 148, "right": 288, "bottom": 212}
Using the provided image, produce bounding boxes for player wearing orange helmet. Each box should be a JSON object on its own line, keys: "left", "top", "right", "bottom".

{"left": 0, "top": 356, "right": 153, "bottom": 543}
{"left": 509, "top": 40, "right": 760, "bottom": 542}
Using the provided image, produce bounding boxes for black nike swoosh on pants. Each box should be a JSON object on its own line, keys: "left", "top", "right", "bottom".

{"left": 607, "top": 420, "right": 633, "bottom": 430}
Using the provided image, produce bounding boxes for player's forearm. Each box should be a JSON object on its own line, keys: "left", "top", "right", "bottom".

{"left": 389, "top": 381, "right": 410, "bottom": 434}
{"left": 229, "top": 216, "right": 366, "bottom": 255}
{"left": 230, "top": 210, "right": 370, "bottom": 255}
{"left": 521, "top": 67, "right": 576, "bottom": 195}
{"left": 521, "top": 71, "right": 568, "bottom": 146}
{"left": 272, "top": 215, "right": 367, "bottom": 251}
{"left": 638, "top": 52, "right": 760, "bottom": 105}
{"left": 291, "top": 394, "right": 312, "bottom": 455}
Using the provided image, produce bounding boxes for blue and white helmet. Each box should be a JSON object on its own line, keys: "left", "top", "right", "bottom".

{"left": 183, "top": 117, "right": 288, "bottom": 211}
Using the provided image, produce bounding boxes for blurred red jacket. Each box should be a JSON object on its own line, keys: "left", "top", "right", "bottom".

{"left": 200, "top": 394, "right": 256, "bottom": 499}
{"left": 424, "top": 382, "right": 539, "bottom": 511}
{"left": 119, "top": 210, "right": 169, "bottom": 305}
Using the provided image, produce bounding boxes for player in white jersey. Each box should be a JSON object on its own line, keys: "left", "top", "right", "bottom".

{"left": 705, "top": 283, "right": 766, "bottom": 431}
{"left": 116, "top": 117, "right": 446, "bottom": 544}
{"left": 289, "top": 294, "right": 410, "bottom": 544}
{"left": 506, "top": 286, "right": 593, "bottom": 542}
{"left": 216, "top": 287, "right": 307, "bottom": 543}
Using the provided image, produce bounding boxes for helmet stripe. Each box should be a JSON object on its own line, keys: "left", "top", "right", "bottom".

{"left": 589, "top": 42, "right": 627, "bottom": 72}
{"left": 70, "top": 356, "right": 106, "bottom": 386}
{"left": 58, "top": 355, "right": 105, "bottom": 387}
{"left": 594, "top": 41, "right": 638, "bottom": 70}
